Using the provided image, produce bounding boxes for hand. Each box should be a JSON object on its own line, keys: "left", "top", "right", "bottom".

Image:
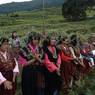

{"left": 80, "top": 62, "right": 85, "bottom": 67}
{"left": 34, "top": 53, "right": 40, "bottom": 60}
{"left": 56, "top": 68, "right": 60, "bottom": 76}
{"left": 4, "top": 80, "right": 13, "bottom": 90}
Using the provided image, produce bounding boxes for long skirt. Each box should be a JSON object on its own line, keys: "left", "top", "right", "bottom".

{"left": 43, "top": 67, "right": 62, "bottom": 95}
{"left": 0, "top": 71, "right": 16, "bottom": 95}
{"left": 79, "top": 59, "right": 90, "bottom": 74}
{"left": 60, "top": 62, "right": 72, "bottom": 88}
{"left": 60, "top": 61, "right": 80, "bottom": 89}
{"left": 22, "top": 65, "right": 45, "bottom": 95}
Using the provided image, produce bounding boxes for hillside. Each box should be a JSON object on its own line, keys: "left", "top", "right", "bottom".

{"left": 0, "top": 0, "right": 64, "bottom": 13}
{"left": 0, "top": 7, "right": 95, "bottom": 40}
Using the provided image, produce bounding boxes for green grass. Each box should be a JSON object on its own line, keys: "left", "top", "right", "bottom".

{"left": 0, "top": 7, "right": 95, "bottom": 36}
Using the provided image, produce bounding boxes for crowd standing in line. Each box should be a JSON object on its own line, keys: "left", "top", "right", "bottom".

{"left": 0, "top": 31, "right": 95, "bottom": 95}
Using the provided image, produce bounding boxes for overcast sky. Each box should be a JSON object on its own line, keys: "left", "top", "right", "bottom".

{"left": 0, "top": 0, "right": 32, "bottom": 4}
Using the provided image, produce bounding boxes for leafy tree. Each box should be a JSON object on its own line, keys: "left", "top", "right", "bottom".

{"left": 62, "top": 0, "right": 95, "bottom": 21}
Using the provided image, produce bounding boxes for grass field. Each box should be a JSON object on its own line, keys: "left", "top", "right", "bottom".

{"left": 0, "top": 7, "right": 95, "bottom": 95}
{"left": 0, "top": 7, "right": 95, "bottom": 38}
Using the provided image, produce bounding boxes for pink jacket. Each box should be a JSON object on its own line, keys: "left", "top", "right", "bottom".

{"left": 43, "top": 54, "right": 61, "bottom": 72}
{"left": 18, "top": 55, "right": 27, "bottom": 66}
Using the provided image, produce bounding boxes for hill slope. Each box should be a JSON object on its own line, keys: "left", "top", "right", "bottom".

{"left": 0, "top": 0, "right": 64, "bottom": 13}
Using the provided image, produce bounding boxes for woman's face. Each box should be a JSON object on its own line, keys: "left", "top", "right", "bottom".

{"left": 13, "top": 32, "right": 17, "bottom": 38}
{"left": 62, "top": 38, "right": 69, "bottom": 45}
{"left": 32, "top": 39, "right": 39, "bottom": 46}
{"left": 0, "top": 42, "right": 9, "bottom": 52}
{"left": 50, "top": 37, "right": 56, "bottom": 46}
{"left": 86, "top": 47, "right": 90, "bottom": 52}
{"left": 60, "top": 43, "right": 65, "bottom": 50}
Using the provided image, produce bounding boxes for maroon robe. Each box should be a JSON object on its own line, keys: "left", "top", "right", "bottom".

{"left": 60, "top": 45, "right": 79, "bottom": 89}
{"left": 0, "top": 50, "right": 16, "bottom": 95}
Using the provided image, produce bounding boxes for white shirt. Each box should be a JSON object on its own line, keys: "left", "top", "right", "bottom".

{"left": 92, "top": 50, "right": 95, "bottom": 55}
{"left": 0, "top": 72, "right": 6, "bottom": 85}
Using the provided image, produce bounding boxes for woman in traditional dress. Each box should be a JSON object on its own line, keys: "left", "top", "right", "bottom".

{"left": 59, "top": 36, "right": 84, "bottom": 94}
{"left": 42, "top": 36, "right": 62, "bottom": 95}
{"left": 80, "top": 43, "right": 93, "bottom": 74}
{"left": 18, "top": 33, "right": 44, "bottom": 95}
{"left": 58, "top": 37, "right": 76, "bottom": 94}
{"left": 0, "top": 37, "right": 19, "bottom": 95}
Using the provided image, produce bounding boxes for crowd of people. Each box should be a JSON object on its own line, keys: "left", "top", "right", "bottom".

{"left": 0, "top": 31, "right": 95, "bottom": 95}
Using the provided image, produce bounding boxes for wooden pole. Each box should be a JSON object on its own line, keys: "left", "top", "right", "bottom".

{"left": 42, "top": 0, "right": 45, "bottom": 35}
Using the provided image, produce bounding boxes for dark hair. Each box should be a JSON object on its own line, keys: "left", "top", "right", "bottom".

{"left": 0, "top": 37, "right": 9, "bottom": 46}
{"left": 70, "top": 34, "right": 77, "bottom": 46}
{"left": 57, "top": 36, "right": 68, "bottom": 45}
{"left": 43, "top": 36, "right": 52, "bottom": 46}
{"left": 43, "top": 36, "right": 56, "bottom": 53}
{"left": 12, "top": 31, "right": 16, "bottom": 33}
{"left": 12, "top": 31, "right": 17, "bottom": 39}
{"left": 27, "top": 33, "right": 41, "bottom": 44}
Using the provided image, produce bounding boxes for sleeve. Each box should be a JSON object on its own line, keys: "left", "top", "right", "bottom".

{"left": 18, "top": 55, "right": 27, "bottom": 66}
{"left": 43, "top": 54, "right": 58, "bottom": 73}
{"left": 13, "top": 58, "right": 19, "bottom": 73}
{"left": 61, "top": 52, "right": 73, "bottom": 63}
{"left": 69, "top": 47, "right": 77, "bottom": 58}
{"left": 0, "top": 72, "right": 6, "bottom": 85}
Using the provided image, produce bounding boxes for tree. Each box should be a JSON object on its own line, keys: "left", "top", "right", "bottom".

{"left": 62, "top": 0, "right": 95, "bottom": 21}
